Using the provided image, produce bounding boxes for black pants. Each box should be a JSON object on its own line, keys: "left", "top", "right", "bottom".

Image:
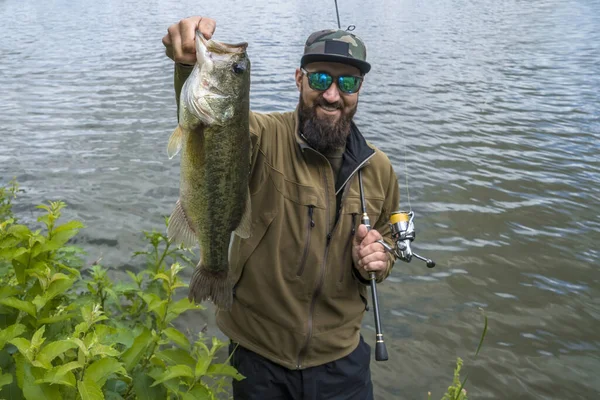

{"left": 228, "top": 336, "right": 374, "bottom": 400}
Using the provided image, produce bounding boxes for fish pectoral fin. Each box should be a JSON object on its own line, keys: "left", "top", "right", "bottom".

{"left": 167, "top": 126, "right": 184, "bottom": 159}
{"left": 234, "top": 189, "right": 252, "bottom": 239}
{"left": 167, "top": 199, "right": 198, "bottom": 249}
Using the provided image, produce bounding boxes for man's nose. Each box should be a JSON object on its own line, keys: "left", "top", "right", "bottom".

{"left": 322, "top": 82, "right": 341, "bottom": 103}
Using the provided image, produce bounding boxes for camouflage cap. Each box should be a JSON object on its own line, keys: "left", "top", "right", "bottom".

{"left": 301, "top": 29, "right": 371, "bottom": 74}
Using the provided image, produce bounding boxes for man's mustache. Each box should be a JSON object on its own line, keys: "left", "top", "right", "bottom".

{"left": 314, "top": 96, "right": 343, "bottom": 110}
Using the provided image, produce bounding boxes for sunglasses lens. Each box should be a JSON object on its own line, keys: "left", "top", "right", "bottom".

{"left": 308, "top": 72, "right": 333, "bottom": 91}
{"left": 338, "top": 76, "right": 362, "bottom": 93}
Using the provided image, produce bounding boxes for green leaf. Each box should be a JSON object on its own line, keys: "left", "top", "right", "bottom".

{"left": 44, "top": 223, "right": 84, "bottom": 252}
{"left": 77, "top": 377, "right": 104, "bottom": 400}
{"left": 0, "top": 235, "right": 20, "bottom": 249}
{"left": 120, "top": 328, "right": 152, "bottom": 371}
{"left": 132, "top": 370, "right": 166, "bottom": 400}
{"left": 53, "top": 220, "right": 85, "bottom": 234}
{"left": 0, "top": 323, "right": 26, "bottom": 350}
{"left": 162, "top": 327, "right": 190, "bottom": 350}
{"left": 9, "top": 338, "right": 31, "bottom": 360}
{"left": 207, "top": 363, "right": 244, "bottom": 381}
{"left": 153, "top": 273, "right": 171, "bottom": 283}
{"left": 89, "top": 343, "right": 120, "bottom": 358}
{"left": 33, "top": 276, "right": 73, "bottom": 310}
{"left": 0, "top": 370, "right": 13, "bottom": 389}
{"left": 210, "top": 336, "right": 228, "bottom": 356}
{"left": 0, "top": 286, "right": 20, "bottom": 300}
{"left": 125, "top": 270, "right": 138, "bottom": 282}
{"left": 0, "top": 297, "right": 36, "bottom": 317}
{"left": 107, "top": 328, "right": 135, "bottom": 348}
{"left": 104, "top": 378, "right": 128, "bottom": 397}
{"left": 35, "top": 368, "right": 76, "bottom": 388}
{"left": 194, "top": 354, "right": 211, "bottom": 378}
{"left": 15, "top": 354, "right": 61, "bottom": 400}
{"left": 0, "top": 247, "right": 27, "bottom": 263}
{"left": 165, "top": 297, "right": 201, "bottom": 324}
{"left": 182, "top": 384, "right": 212, "bottom": 400}
{"left": 30, "top": 326, "right": 46, "bottom": 350}
{"left": 37, "top": 312, "right": 78, "bottom": 325}
{"left": 475, "top": 309, "right": 488, "bottom": 357}
{"left": 141, "top": 293, "right": 167, "bottom": 317}
{"left": 7, "top": 224, "right": 31, "bottom": 238}
{"left": 155, "top": 349, "right": 195, "bottom": 369}
{"left": 12, "top": 257, "right": 28, "bottom": 284}
{"left": 36, "top": 340, "right": 78, "bottom": 369}
{"left": 68, "top": 338, "right": 89, "bottom": 357}
{"left": 149, "top": 365, "right": 193, "bottom": 386}
{"left": 50, "top": 361, "right": 83, "bottom": 380}
{"left": 94, "top": 324, "right": 116, "bottom": 341}
{"left": 84, "top": 357, "right": 127, "bottom": 387}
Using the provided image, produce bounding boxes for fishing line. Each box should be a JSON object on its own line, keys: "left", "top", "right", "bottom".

{"left": 333, "top": 1, "right": 409, "bottom": 208}
{"left": 403, "top": 134, "right": 412, "bottom": 212}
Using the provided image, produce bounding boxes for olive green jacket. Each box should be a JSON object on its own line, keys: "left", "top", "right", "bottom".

{"left": 174, "top": 64, "right": 400, "bottom": 370}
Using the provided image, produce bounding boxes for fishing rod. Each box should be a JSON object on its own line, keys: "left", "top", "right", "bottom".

{"left": 358, "top": 169, "right": 389, "bottom": 361}
{"left": 334, "top": 0, "right": 390, "bottom": 363}
{"left": 357, "top": 169, "right": 436, "bottom": 363}
{"left": 336, "top": 1, "right": 436, "bottom": 362}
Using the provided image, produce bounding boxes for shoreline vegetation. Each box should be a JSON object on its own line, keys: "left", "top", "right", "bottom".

{"left": 0, "top": 180, "right": 484, "bottom": 399}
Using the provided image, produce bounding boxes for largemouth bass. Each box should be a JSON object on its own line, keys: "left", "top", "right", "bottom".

{"left": 167, "top": 31, "right": 252, "bottom": 310}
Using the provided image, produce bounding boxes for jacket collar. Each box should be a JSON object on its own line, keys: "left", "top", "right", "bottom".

{"left": 294, "top": 108, "right": 375, "bottom": 193}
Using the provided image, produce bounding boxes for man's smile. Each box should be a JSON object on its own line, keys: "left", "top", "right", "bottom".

{"left": 317, "top": 105, "right": 341, "bottom": 117}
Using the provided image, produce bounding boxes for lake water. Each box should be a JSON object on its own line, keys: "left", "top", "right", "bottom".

{"left": 1, "top": 0, "right": 599, "bottom": 398}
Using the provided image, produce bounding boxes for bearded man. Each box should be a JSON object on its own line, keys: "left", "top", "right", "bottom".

{"left": 163, "top": 16, "right": 401, "bottom": 400}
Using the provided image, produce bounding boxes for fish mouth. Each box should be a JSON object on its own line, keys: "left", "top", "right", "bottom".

{"left": 197, "top": 32, "right": 248, "bottom": 54}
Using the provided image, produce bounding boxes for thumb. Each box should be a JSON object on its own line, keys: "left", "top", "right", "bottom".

{"left": 353, "top": 224, "right": 369, "bottom": 247}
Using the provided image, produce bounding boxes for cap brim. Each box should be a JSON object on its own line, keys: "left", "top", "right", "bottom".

{"left": 301, "top": 54, "right": 371, "bottom": 74}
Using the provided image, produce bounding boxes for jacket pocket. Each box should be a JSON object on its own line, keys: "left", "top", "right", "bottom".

{"left": 296, "top": 205, "right": 315, "bottom": 277}
{"left": 231, "top": 209, "right": 278, "bottom": 294}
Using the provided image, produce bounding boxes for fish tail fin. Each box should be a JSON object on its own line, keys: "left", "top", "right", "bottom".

{"left": 188, "top": 263, "right": 233, "bottom": 310}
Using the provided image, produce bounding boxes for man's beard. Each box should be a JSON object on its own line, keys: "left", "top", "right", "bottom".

{"left": 298, "top": 92, "right": 357, "bottom": 155}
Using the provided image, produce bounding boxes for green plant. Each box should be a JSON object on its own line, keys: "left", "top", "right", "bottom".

{"left": 0, "top": 178, "right": 18, "bottom": 222}
{"left": 0, "top": 182, "right": 243, "bottom": 399}
{"left": 429, "top": 310, "right": 488, "bottom": 400}
{"left": 440, "top": 358, "right": 467, "bottom": 400}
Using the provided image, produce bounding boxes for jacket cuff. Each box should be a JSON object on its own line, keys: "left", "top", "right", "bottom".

{"left": 352, "top": 267, "right": 372, "bottom": 285}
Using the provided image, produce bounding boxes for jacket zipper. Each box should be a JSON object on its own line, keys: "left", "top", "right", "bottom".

{"left": 296, "top": 167, "right": 331, "bottom": 369}
{"left": 296, "top": 153, "right": 374, "bottom": 369}
{"left": 339, "top": 213, "right": 358, "bottom": 283}
{"left": 296, "top": 205, "right": 315, "bottom": 276}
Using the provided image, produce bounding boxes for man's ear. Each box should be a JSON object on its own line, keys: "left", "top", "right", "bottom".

{"left": 295, "top": 68, "right": 303, "bottom": 91}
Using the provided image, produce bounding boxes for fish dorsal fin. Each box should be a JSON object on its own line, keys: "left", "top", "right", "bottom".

{"left": 234, "top": 188, "right": 252, "bottom": 239}
{"left": 167, "top": 125, "right": 184, "bottom": 159}
{"left": 167, "top": 199, "right": 197, "bottom": 249}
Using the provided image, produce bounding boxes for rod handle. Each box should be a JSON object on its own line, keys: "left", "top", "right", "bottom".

{"left": 375, "top": 339, "right": 389, "bottom": 361}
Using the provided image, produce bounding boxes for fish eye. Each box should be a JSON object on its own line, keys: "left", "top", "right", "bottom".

{"left": 232, "top": 62, "right": 246, "bottom": 74}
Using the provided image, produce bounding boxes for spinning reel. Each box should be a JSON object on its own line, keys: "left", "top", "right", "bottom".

{"left": 379, "top": 211, "right": 436, "bottom": 268}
